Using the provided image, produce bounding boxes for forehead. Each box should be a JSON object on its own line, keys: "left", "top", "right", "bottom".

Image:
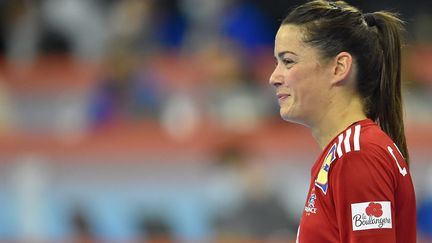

{"left": 274, "top": 24, "right": 327, "bottom": 62}
{"left": 275, "top": 25, "right": 304, "bottom": 51}
{"left": 274, "top": 24, "right": 319, "bottom": 58}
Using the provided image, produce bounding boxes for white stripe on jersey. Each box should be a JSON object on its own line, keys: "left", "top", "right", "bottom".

{"left": 354, "top": 124, "right": 361, "bottom": 151}
{"left": 337, "top": 133, "right": 344, "bottom": 158}
{"left": 337, "top": 124, "right": 362, "bottom": 158}
{"left": 393, "top": 143, "right": 404, "bottom": 158}
{"left": 388, "top": 145, "right": 408, "bottom": 176}
{"left": 344, "top": 128, "right": 352, "bottom": 153}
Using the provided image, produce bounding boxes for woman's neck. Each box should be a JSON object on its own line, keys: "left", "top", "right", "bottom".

{"left": 311, "top": 96, "right": 367, "bottom": 150}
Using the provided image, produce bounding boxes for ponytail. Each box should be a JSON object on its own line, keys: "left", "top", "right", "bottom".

{"left": 370, "top": 12, "right": 409, "bottom": 164}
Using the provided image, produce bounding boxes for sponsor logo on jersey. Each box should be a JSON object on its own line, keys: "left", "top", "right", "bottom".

{"left": 315, "top": 143, "right": 337, "bottom": 194}
{"left": 351, "top": 201, "right": 392, "bottom": 231}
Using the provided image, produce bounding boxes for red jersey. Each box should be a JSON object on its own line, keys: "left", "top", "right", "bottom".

{"left": 297, "top": 119, "right": 416, "bottom": 243}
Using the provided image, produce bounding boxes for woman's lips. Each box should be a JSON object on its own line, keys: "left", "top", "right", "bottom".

{"left": 277, "top": 93, "right": 290, "bottom": 102}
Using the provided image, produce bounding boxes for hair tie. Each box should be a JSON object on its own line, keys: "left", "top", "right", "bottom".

{"left": 364, "top": 13, "right": 377, "bottom": 27}
{"left": 328, "top": 2, "right": 342, "bottom": 10}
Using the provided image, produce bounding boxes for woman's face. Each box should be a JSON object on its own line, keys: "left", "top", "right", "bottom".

{"left": 270, "top": 24, "right": 334, "bottom": 126}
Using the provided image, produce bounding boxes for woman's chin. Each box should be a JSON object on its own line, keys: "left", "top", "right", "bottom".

{"left": 280, "top": 110, "right": 305, "bottom": 125}
{"left": 280, "top": 111, "right": 295, "bottom": 122}
{"left": 280, "top": 106, "right": 293, "bottom": 119}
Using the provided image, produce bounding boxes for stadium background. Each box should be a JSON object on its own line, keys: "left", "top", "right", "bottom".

{"left": 0, "top": 0, "right": 431, "bottom": 242}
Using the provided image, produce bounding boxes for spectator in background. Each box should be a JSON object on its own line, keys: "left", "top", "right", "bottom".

{"left": 107, "top": 0, "right": 155, "bottom": 53}
{"left": 179, "top": 0, "right": 228, "bottom": 51}
{"left": 210, "top": 144, "right": 297, "bottom": 242}
{"left": 418, "top": 198, "right": 432, "bottom": 242}
{"left": 136, "top": 216, "right": 174, "bottom": 243}
{"left": 88, "top": 45, "right": 163, "bottom": 127}
{"left": 70, "top": 206, "right": 94, "bottom": 243}
{"left": 180, "top": 0, "right": 274, "bottom": 52}
{"left": 152, "top": 0, "right": 188, "bottom": 49}
{"left": 0, "top": 81, "right": 14, "bottom": 132}
{"left": 201, "top": 40, "right": 268, "bottom": 133}
{"left": 2, "top": 0, "right": 40, "bottom": 63}
{"left": 221, "top": 0, "right": 274, "bottom": 51}
{"left": 417, "top": 164, "right": 432, "bottom": 242}
{"left": 2, "top": 0, "right": 108, "bottom": 62}
{"left": 40, "top": 0, "right": 107, "bottom": 60}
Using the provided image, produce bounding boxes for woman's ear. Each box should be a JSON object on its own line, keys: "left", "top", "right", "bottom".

{"left": 331, "top": 52, "right": 353, "bottom": 85}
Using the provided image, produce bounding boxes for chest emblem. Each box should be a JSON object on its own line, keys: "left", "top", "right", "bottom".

{"left": 304, "top": 188, "right": 317, "bottom": 214}
{"left": 315, "top": 143, "right": 337, "bottom": 194}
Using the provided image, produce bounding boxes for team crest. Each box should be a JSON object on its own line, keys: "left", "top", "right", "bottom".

{"left": 304, "top": 188, "right": 317, "bottom": 214}
{"left": 315, "top": 143, "right": 337, "bottom": 194}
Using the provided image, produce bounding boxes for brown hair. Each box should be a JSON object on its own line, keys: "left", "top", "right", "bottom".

{"left": 282, "top": 0, "right": 409, "bottom": 164}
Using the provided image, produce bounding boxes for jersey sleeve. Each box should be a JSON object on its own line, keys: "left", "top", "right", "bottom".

{"left": 329, "top": 144, "right": 398, "bottom": 242}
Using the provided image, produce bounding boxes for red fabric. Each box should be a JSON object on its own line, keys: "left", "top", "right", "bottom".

{"left": 297, "top": 119, "right": 416, "bottom": 243}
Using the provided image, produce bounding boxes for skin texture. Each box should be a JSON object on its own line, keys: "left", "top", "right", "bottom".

{"left": 269, "top": 24, "right": 367, "bottom": 149}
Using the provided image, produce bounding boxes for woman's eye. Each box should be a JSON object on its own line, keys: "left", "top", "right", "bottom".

{"left": 282, "top": 59, "right": 294, "bottom": 65}
{"left": 274, "top": 58, "right": 295, "bottom": 67}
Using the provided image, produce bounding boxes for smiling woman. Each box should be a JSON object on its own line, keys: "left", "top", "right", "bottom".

{"left": 269, "top": 0, "right": 416, "bottom": 242}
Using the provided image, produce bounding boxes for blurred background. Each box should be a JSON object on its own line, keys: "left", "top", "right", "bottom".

{"left": 0, "top": 0, "right": 431, "bottom": 242}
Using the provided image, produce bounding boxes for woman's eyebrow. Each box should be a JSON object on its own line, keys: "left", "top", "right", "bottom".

{"left": 276, "top": 50, "right": 298, "bottom": 59}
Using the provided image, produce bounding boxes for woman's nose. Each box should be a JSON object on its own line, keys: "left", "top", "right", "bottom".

{"left": 269, "top": 68, "right": 283, "bottom": 87}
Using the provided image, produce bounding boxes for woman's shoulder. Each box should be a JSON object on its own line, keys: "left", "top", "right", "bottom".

{"left": 331, "top": 124, "right": 402, "bottom": 185}
{"left": 332, "top": 119, "right": 392, "bottom": 160}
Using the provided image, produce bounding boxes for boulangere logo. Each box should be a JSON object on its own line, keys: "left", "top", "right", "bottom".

{"left": 351, "top": 201, "right": 392, "bottom": 231}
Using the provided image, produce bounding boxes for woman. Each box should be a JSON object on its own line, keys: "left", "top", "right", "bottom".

{"left": 269, "top": 1, "right": 416, "bottom": 242}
